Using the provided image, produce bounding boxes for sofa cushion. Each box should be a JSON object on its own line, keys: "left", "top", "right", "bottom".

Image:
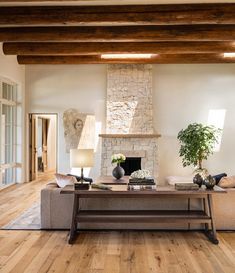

{"left": 218, "top": 176, "right": 235, "bottom": 188}
{"left": 67, "top": 174, "right": 93, "bottom": 183}
{"left": 55, "top": 173, "right": 76, "bottom": 188}
{"left": 165, "top": 175, "right": 193, "bottom": 186}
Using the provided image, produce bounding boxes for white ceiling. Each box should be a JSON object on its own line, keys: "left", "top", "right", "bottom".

{"left": 1, "top": 0, "right": 235, "bottom": 7}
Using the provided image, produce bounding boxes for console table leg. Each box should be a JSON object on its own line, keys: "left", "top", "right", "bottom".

{"left": 205, "top": 194, "right": 219, "bottom": 245}
{"left": 187, "top": 198, "right": 191, "bottom": 230}
{"left": 68, "top": 194, "right": 79, "bottom": 244}
{"left": 203, "top": 198, "right": 209, "bottom": 232}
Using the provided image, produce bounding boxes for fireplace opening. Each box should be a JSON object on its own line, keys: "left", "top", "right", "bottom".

{"left": 120, "top": 157, "right": 141, "bottom": 176}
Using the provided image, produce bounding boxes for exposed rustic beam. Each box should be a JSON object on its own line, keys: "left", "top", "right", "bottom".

{"left": 0, "top": 0, "right": 75, "bottom": 1}
{"left": 1, "top": 4, "right": 235, "bottom": 26}
{"left": 17, "top": 54, "right": 235, "bottom": 65}
{"left": 2, "top": 25, "right": 235, "bottom": 42}
{"left": 4, "top": 42, "right": 235, "bottom": 55}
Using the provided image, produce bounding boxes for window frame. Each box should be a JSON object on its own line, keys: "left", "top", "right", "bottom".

{"left": 0, "top": 77, "right": 20, "bottom": 186}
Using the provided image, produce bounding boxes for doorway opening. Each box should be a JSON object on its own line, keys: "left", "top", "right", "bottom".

{"left": 29, "top": 113, "right": 57, "bottom": 181}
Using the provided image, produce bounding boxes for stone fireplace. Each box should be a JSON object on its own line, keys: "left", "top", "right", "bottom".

{"left": 100, "top": 64, "right": 160, "bottom": 179}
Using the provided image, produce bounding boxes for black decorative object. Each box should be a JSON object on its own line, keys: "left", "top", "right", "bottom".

{"left": 204, "top": 175, "right": 216, "bottom": 190}
{"left": 212, "top": 173, "right": 227, "bottom": 184}
{"left": 74, "top": 182, "right": 90, "bottom": 190}
{"left": 112, "top": 163, "right": 125, "bottom": 180}
{"left": 193, "top": 173, "right": 204, "bottom": 188}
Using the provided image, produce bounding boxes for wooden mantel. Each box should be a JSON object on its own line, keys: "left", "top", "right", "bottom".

{"left": 99, "top": 134, "right": 161, "bottom": 138}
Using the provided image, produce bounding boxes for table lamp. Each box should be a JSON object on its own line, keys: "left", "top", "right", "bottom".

{"left": 70, "top": 148, "right": 94, "bottom": 190}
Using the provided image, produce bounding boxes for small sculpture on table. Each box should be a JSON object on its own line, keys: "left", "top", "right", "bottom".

{"left": 128, "top": 170, "right": 156, "bottom": 191}
{"left": 204, "top": 175, "right": 216, "bottom": 190}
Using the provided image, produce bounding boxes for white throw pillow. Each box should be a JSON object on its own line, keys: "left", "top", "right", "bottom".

{"left": 55, "top": 173, "right": 76, "bottom": 188}
{"left": 165, "top": 175, "right": 194, "bottom": 186}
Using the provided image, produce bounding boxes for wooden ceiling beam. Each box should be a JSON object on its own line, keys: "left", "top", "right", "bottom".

{"left": 4, "top": 42, "right": 235, "bottom": 55}
{"left": 17, "top": 54, "right": 235, "bottom": 65}
{"left": 2, "top": 25, "right": 235, "bottom": 42}
{"left": 1, "top": 4, "right": 235, "bottom": 26}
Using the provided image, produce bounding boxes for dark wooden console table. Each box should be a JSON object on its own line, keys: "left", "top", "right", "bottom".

{"left": 61, "top": 184, "right": 226, "bottom": 245}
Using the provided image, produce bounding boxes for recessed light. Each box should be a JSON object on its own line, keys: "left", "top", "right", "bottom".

{"left": 101, "top": 54, "right": 154, "bottom": 59}
{"left": 223, "top": 53, "right": 235, "bottom": 58}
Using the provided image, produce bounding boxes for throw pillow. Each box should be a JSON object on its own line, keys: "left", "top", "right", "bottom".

{"left": 67, "top": 174, "right": 93, "bottom": 183}
{"left": 212, "top": 173, "right": 227, "bottom": 184}
{"left": 165, "top": 175, "right": 194, "bottom": 186}
{"left": 55, "top": 173, "right": 76, "bottom": 188}
{"left": 218, "top": 176, "right": 235, "bottom": 188}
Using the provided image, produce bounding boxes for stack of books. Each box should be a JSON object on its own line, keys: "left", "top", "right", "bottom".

{"left": 128, "top": 178, "right": 156, "bottom": 191}
{"left": 175, "top": 183, "right": 199, "bottom": 190}
{"left": 91, "top": 183, "right": 112, "bottom": 190}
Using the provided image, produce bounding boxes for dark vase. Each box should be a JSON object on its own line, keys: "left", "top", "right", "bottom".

{"left": 112, "top": 163, "right": 125, "bottom": 180}
{"left": 193, "top": 173, "right": 204, "bottom": 188}
{"left": 204, "top": 175, "right": 216, "bottom": 190}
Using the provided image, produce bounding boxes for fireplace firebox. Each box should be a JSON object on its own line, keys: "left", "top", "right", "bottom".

{"left": 120, "top": 157, "right": 141, "bottom": 176}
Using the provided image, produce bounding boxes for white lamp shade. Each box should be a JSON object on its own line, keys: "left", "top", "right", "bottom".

{"left": 70, "top": 149, "right": 94, "bottom": 168}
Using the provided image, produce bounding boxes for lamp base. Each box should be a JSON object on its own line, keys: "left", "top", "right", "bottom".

{"left": 74, "top": 182, "right": 90, "bottom": 190}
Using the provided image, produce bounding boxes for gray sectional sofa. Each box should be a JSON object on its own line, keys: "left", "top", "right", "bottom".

{"left": 41, "top": 182, "right": 235, "bottom": 230}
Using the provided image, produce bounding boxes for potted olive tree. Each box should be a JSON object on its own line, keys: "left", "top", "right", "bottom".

{"left": 177, "top": 123, "right": 221, "bottom": 185}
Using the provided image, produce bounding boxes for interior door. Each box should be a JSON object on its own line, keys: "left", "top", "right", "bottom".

{"left": 42, "top": 118, "right": 49, "bottom": 171}
{"left": 29, "top": 114, "right": 37, "bottom": 181}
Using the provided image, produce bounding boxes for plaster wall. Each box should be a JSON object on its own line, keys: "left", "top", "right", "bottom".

{"left": 26, "top": 64, "right": 235, "bottom": 183}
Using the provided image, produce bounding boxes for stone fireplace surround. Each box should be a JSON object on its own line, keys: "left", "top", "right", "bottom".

{"left": 100, "top": 64, "right": 160, "bottom": 180}
{"left": 100, "top": 134, "right": 160, "bottom": 179}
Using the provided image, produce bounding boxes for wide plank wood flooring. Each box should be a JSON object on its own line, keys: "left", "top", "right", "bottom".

{"left": 0, "top": 172, "right": 53, "bottom": 227}
{"left": 0, "top": 173, "right": 235, "bottom": 273}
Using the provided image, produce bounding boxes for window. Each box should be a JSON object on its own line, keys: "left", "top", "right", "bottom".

{"left": 207, "top": 109, "right": 226, "bottom": 152}
{"left": 0, "top": 78, "right": 22, "bottom": 187}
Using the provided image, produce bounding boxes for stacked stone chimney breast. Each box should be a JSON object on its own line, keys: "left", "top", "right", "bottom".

{"left": 107, "top": 64, "right": 153, "bottom": 134}
{"left": 100, "top": 64, "right": 159, "bottom": 179}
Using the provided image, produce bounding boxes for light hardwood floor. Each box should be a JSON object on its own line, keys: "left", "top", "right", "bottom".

{"left": 0, "top": 174, "right": 235, "bottom": 273}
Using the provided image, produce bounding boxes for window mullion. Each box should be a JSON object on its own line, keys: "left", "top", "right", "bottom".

{"left": 0, "top": 97, "right": 2, "bottom": 184}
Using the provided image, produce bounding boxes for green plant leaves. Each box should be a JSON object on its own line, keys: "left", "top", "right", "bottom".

{"left": 177, "top": 123, "right": 221, "bottom": 169}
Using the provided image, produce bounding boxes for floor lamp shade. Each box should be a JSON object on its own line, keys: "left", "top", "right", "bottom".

{"left": 70, "top": 149, "right": 94, "bottom": 168}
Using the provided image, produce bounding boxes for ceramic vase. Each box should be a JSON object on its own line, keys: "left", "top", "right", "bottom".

{"left": 193, "top": 173, "right": 204, "bottom": 188}
{"left": 112, "top": 163, "right": 125, "bottom": 180}
{"left": 204, "top": 175, "right": 216, "bottom": 190}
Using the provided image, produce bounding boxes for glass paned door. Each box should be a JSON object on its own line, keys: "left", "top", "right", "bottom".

{"left": 0, "top": 79, "right": 18, "bottom": 187}
{"left": 2, "top": 105, "right": 14, "bottom": 165}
